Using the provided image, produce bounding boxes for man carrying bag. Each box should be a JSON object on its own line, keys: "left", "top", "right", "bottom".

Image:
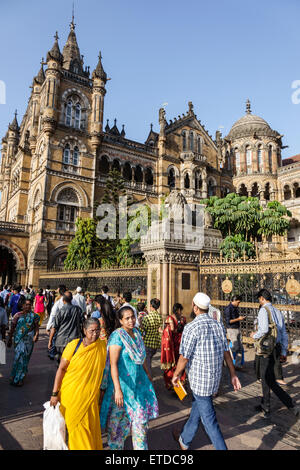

{"left": 251, "top": 289, "right": 299, "bottom": 419}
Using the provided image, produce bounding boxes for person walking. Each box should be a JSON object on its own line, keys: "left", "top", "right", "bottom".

{"left": 122, "top": 292, "right": 138, "bottom": 326}
{"left": 8, "top": 286, "right": 24, "bottom": 317}
{"left": 34, "top": 288, "right": 46, "bottom": 326}
{"left": 139, "top": 298, "right": 163, "bottom": 378}
{"left": 100, "top": 306, "right": 158, "bottom": 450}
{"left": 172, "top": 292, "right": 241, "bottom": 451}
{"left": 250, "top": 289, "right": 299, "bottom": 419}
{"left": 137, "top": 302, "right": 148, "bottom": 325}
{"left": 73, "top": 287, "right": 86, "bottom": 318}
{"left": 0, "top": 297, "right": 8, "bottom": 341}
{"left": 85, "top": 293, "right": 94, "bottom": 318}
{"left": 101, "top": 285, "right": 115, "bottom": 308}
{"left": 48, "top": 291, "right": 85, "bottom": 365}
{"left": 50, "top": 318, "right": 107, "bottom": 450}
{"left": 7, "top": 298, "right": 40, "bottom": 386}
{"left": 161, "top": 303, "right": 187, "bottom": 390}
{"left": 93, "top": 294, "right": 116, "bottom": 341}
{"left": 224, "top": 295, "right": 245, "bottom": 371}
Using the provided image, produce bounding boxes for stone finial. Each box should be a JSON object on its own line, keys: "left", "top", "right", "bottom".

{"left": 70, "top": 2, "right": 76, "bottom": 31}
{"left": 188, "top": 101, "right": 194, "bottom": 115}
{"left": 246, "top": 98, "right": 251, "bottom": 114}
{"left": 105, "top": 119, "right": 110, "bottom": 132}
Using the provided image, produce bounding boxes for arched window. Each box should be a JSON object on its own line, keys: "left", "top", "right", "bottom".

{"left": 197, "top": 137, "right": 202, "bottom": 154}
{"left": 63, "top": 144, "right": 70, "bottom": 164}
{"left": 123, "top": 162, "right": 132, "bottom": 181}
{"left": 168, "top": 168, "right": 175, "bottom": 189}
{"left": 251, "top": 182, "right": 259, "bottom": 198}
{"left": 73, "top": 146, "right": 79, "bottom": 166}
{"left": 74, "top": 103, "right": 81, "bottom": 129}
{"left": 268, "top": 146, "right": 272, "bottom": 172}
{"left": 99, "top": 155, "right": 110, "bottom": 174}
{"left": 284, "top": 185, "right": 291, "bottom": 200}
{"left": 56, "top": 188, "right": 79, "bottom": 231}
{"left": 235, "top": 149, "right": 240, "bottom": 173}
{"left": 264, "top": 183, "right": 270, "bottom": 201}
{"left": 189, "top": 131, "right": 194, "bottom": 151}
{"left": 195, "top": 170, "right": 202, "bottom": 190}
{"left": 111, "top": 159, "right": 121, "bottom": 173}
{"left": 145, "top": 168, "right": 153, "bottom": 186}
{"left": 66, "top": 100, "right": 72, "bottom": 126}
{"left": 184, "top": 173, "right": 190, "bottom": 189}
{"left": 246, "top": 146, "right": 252, "bottom": 173}
{"left": 134, "top": 165, "right": 143, "bottom": 183}
{"left": 208, "top": 179, "right": 216, "bottom": 197}
{"left": 239, "top": 184, "right": 248, "bottom": 196}
{"left": 257, "top": 146, "right": 262, "bottom": 168}
{"left": 182, "top": 131, "right": 187, "bottom": 151}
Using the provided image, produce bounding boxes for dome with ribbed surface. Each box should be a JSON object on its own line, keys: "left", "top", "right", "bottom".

{"left": 227, "top": 99, "right": 273, "bottom": 139}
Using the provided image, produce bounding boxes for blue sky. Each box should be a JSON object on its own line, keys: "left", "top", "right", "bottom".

{"left": 1, "top": 0, "right": 300, "bottom": 159}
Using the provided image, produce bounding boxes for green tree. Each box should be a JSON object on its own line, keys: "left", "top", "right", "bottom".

{"left": 258, "top": 201, "right": 291, "bottom": 238}
{"left": 64, "top": 218, "right": 103, "bottom": 270}
{"left": 219, "top": 234, "right": 256, "bottom": 260}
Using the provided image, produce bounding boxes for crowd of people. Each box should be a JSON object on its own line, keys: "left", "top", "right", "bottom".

{"left": 0, "top": 282, "right": 299, "bottom": 450}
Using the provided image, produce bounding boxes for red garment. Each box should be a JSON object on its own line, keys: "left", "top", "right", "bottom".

{"left": 34, "top": 295, "right": 45, "bottom": 314}
{"left": 161, "top": 314, "right": 187, "bottom": 390}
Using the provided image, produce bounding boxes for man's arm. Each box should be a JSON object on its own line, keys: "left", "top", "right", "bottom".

{"left": 252, "top": 308, "right": 268, "bottom": 339}
{"left": 224, "top": 351, "right": 242, "bottom": 391}
{"left": 172, "top": 355, "right": 189, "bottom": 386}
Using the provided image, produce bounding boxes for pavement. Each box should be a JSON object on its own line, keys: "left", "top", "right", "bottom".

{"left": 0, "top": 323, "right": 299, "bottom": 451}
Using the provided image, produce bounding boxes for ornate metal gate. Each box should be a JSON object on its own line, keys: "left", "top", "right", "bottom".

{"left": 199, "top": 251, "right": 300, "bottom": 342}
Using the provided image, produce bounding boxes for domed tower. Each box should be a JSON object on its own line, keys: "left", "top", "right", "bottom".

{"left": 223, "top": 99, "right": 283, "bottom": 202}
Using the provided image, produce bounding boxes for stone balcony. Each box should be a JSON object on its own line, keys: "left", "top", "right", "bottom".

{"left": 180, "top": 151, "right": 207, "bottom": 163}
{"left": 0, "top": 221, "right": 28, "bottom": 233}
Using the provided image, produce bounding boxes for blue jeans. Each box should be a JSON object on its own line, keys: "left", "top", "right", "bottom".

{"left": 180, "top": 393, "right": 227, "bottom": 450}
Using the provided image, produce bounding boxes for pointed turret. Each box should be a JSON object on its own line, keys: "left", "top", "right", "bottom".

{"left": 62, "top": 15, "right": 83, "bottom": 73}
{"left": 9, "top": 110, "right": 19, "bottom": 132}
{"left": 33, "top": 58, "right": 45, "bottom": 85}
{"left": 92, "top": 51, "right": 107, "bottom": 83}
{"left": 46, "top": 32, "right": 63, "bottom": 65}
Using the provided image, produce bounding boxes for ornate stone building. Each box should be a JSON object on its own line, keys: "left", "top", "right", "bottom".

{"left": 0, "top": 21, "right": 299, "bottom": 287}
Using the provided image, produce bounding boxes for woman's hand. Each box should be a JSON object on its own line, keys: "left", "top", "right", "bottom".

{"left": 50, "top": 396, "right": 59, "bottom": 407}
{"left": 114, "top": 389, "right": 124, "bottom": 408}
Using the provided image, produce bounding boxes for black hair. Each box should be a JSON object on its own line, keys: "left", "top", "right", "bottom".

{"left": 13, "top": 285, "right": 21, "bottom": 293}
{"left": 38, "top": 288, "right": 43, "bottom": 295}
{"left": 83, "top": 317, "right": 100, "bottom": 331}
{"left": 101, "top": 285, "right": 109, "bottom": 294}
{"left": 63, "top": 292, "right": 73, "bottom": 303}
{"left": 59, "top": 285, "right": 67, "bottom": 296}
{"left": 231, "top": 295, "right": 242, "bottom": 302}
{"left": 95, "top": 294, "right": 116, "bottom": 338}
{"left": 18, "top": 295, "right": 29, "bottom": 310}
{"left": 150, "top": 298, "right": 160, "bottom": 310}
{"left": 123, "top": 291, "right": 132, "bottom": 303}
{"left": 256, "top": 289, "right": 272, "bottom": 302}
{"left": 116, "top": 305, "right": 136, "bottom": 328}
{"left": 173, "top": 303, "right": 183, "bottom": 315}
{"left": 137, "top": 302, "right": 146, "bottom": 313}
{"left": 46, "top": 285, "right": 51, "bottom": 290}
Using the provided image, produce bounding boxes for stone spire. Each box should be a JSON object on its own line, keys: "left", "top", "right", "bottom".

{"left": 246, "top": 98, "right": 251, "bottom": 114}
{"left": 62, "top": 14, "right": 83, "bottom": 72}
{"left": 46, "top": 32, "right": 63, "bottom": 64}
{"left": 33, "top": 58, "right": 45, "bottom": 85}
{"left": 9, "top": 110, "right": 19, "bottom": 132}
{"left": 92, "top": 51, "right": 107, "bottom": 82}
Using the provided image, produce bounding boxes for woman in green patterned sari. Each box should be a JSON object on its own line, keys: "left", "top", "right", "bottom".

{"left": 7, "top": 298, "right": 40, "bottom": 386}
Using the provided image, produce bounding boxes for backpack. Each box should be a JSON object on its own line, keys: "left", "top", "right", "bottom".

{"left": 254, "top": 306, "right": 278, "bottom": 356}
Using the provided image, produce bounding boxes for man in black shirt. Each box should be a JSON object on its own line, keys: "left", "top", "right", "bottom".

{"left": 224, "top": 295, "right": 245, "bottom": 370}
{"left": 48, "top": 291, "right": 84, "bottom": 365}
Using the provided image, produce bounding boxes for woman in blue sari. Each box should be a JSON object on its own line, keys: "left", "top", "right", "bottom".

{"left": 100, "top": 306, "right": 159, "bottom": 450}
{"left": 7, "top": 298, "right": 40, "bottom": 386}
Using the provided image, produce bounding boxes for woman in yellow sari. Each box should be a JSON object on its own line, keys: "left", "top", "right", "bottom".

{"left": 49, "top": 318, "right": 107, "bottom": 450}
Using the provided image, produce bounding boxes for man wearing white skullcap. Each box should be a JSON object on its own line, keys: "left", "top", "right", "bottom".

{"left": 73, "top": 287, "right": 86, "bottom": 318}
{"left": 172, "top": 292, "right": 241, "bottom": 450}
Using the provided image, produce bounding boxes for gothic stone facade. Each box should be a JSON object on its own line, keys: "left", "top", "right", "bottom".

{"left": 0, "top": 24, "right": 299, "bottom": 287}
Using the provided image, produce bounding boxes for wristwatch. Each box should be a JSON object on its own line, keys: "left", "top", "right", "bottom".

{"left": 51, "top": 391, "right": 59, "bottom": 397}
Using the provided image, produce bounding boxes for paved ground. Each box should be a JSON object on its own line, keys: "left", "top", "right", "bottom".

{"left": 0, "top": 323, "right": 299, "bottom": 451}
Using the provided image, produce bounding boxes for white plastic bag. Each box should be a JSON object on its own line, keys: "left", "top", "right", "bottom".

{"left": 43, "top": 401, "right": 68, "bottom": 450}
{"left": 0, "top": 340, "right": 6, "bottom": 365}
